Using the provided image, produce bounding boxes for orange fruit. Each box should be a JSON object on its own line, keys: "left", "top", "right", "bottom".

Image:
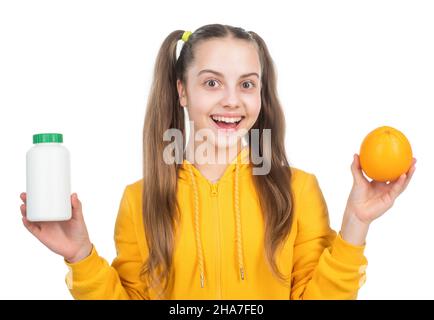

{"left": 359, "top": 126, "right": 413, "bottom": 182}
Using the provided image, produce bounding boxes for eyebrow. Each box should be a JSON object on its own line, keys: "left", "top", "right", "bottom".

{"left": 197, "top": 69, "right": 260, "bottom": 79}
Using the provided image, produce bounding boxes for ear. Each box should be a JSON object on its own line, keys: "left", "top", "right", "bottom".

{"left": 177, "top": 79, "right": 187, "bottom": 108}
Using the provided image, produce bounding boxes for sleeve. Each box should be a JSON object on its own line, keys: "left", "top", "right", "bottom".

{"left": 290, "top": 174, "right": 368, "bottom": 300}
{"left": 64, "top": 186, "right": 149, "bottom": 300}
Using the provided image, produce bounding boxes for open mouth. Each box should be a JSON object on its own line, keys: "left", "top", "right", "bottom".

{"left": 210, "top": 115, "right": 245, "bottom": 130}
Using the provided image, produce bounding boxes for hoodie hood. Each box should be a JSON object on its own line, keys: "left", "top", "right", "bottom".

{"left": 178, "top": 146, "right": 251, "bottom": 288}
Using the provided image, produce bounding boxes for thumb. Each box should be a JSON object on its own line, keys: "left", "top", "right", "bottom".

{"left": 351, "top": 153, "right": 366, "bottom": 185}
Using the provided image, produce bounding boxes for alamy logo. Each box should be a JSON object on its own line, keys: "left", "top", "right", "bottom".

{"left": 162, "top": 121, "right": 272, "bottom": 175}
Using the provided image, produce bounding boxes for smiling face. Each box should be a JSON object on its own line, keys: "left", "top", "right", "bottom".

{"left": 177, "top": 37, "right": 262, "bottom": 151}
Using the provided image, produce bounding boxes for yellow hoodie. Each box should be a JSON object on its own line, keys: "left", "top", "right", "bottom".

{"left": 64, "top": 147, "right": 368, "bottom": 299}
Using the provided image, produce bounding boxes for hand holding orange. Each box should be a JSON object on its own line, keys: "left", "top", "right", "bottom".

{"left": 359, "top": 126, "right": 413, "bottom": 182}
{"left": 344, "top": 126, "right": 416, "bottom": 229}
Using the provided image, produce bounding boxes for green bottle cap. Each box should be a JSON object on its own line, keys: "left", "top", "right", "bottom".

{"left": 33, "top": 133, "right": 63, "bottom": 144}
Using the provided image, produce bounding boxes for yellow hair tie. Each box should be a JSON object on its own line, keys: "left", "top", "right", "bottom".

{"left": 181, "top": 31, "right": 192, "bottom": 42}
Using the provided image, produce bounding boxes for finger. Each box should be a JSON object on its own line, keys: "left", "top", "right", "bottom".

{"left": 22, "top": 217, "right": 41, "bottom": 237}
{"left": 401, "top": 162, "right": 417, "bottom": 191}
{"left": 71, "top": 193, "right": 83, "bottom": 219}
{"left": 389, "top": 173, "right": 407, "bottom": 200}
{"left": 20, "top": 192, "right": 27, "bottom": 204}
{"left": 351, "top": 154, "right": 366, "bottom": 185}
{"left": 20, "top": 203, "right": 26, "bottom": 217}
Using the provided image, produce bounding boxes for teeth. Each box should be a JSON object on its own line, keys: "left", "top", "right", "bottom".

{"left": 211, "top": 115, "right": 243, "bottom": 123}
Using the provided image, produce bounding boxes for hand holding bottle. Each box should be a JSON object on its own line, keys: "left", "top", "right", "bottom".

{"left": 20, "top": 192, "right": 93, "bottom": 263}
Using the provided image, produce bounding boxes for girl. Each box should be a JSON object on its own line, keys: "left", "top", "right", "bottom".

{"left": 19, "top": 24, "right": 416, "bottom": 300}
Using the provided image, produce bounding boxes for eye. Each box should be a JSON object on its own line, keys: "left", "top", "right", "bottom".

{"left": 242, "top": 81, "right": 256, "bottom": 89}
{"left": 204, "top": 79, "right": 220, "bottom": 88}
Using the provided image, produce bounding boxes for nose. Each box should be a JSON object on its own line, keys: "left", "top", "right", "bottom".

{"left": 221, "top": 86, "right": 241, "bottom": 109}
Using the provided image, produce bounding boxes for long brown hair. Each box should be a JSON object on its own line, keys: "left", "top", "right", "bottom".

{"left": 142, "top": 24, "right": 293, "bottom": 298}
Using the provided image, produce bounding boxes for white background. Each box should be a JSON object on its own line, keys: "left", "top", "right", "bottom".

{"left": 0, "top": 0, "right": 433, "bottom": 299}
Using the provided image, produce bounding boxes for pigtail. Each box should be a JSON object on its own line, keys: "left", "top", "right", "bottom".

{"left": 141, "top": 30, "right": 185, "bottom": 298}
{"left": 249, "top": 31, "right": 293, "bottom": 285}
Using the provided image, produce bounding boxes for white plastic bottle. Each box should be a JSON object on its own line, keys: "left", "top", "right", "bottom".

{"left": 26, "top": 133, "right": 72, "bottom": 221}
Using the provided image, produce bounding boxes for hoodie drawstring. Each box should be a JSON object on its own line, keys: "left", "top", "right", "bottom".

{"left": 234, "top": 161, "right": 245, "bottom": 281}
{"left": 186, "top": 161, "right": 246, "bottom": 288}
{"left": 187, "top": 162, "right": 205, "bottom": 288}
